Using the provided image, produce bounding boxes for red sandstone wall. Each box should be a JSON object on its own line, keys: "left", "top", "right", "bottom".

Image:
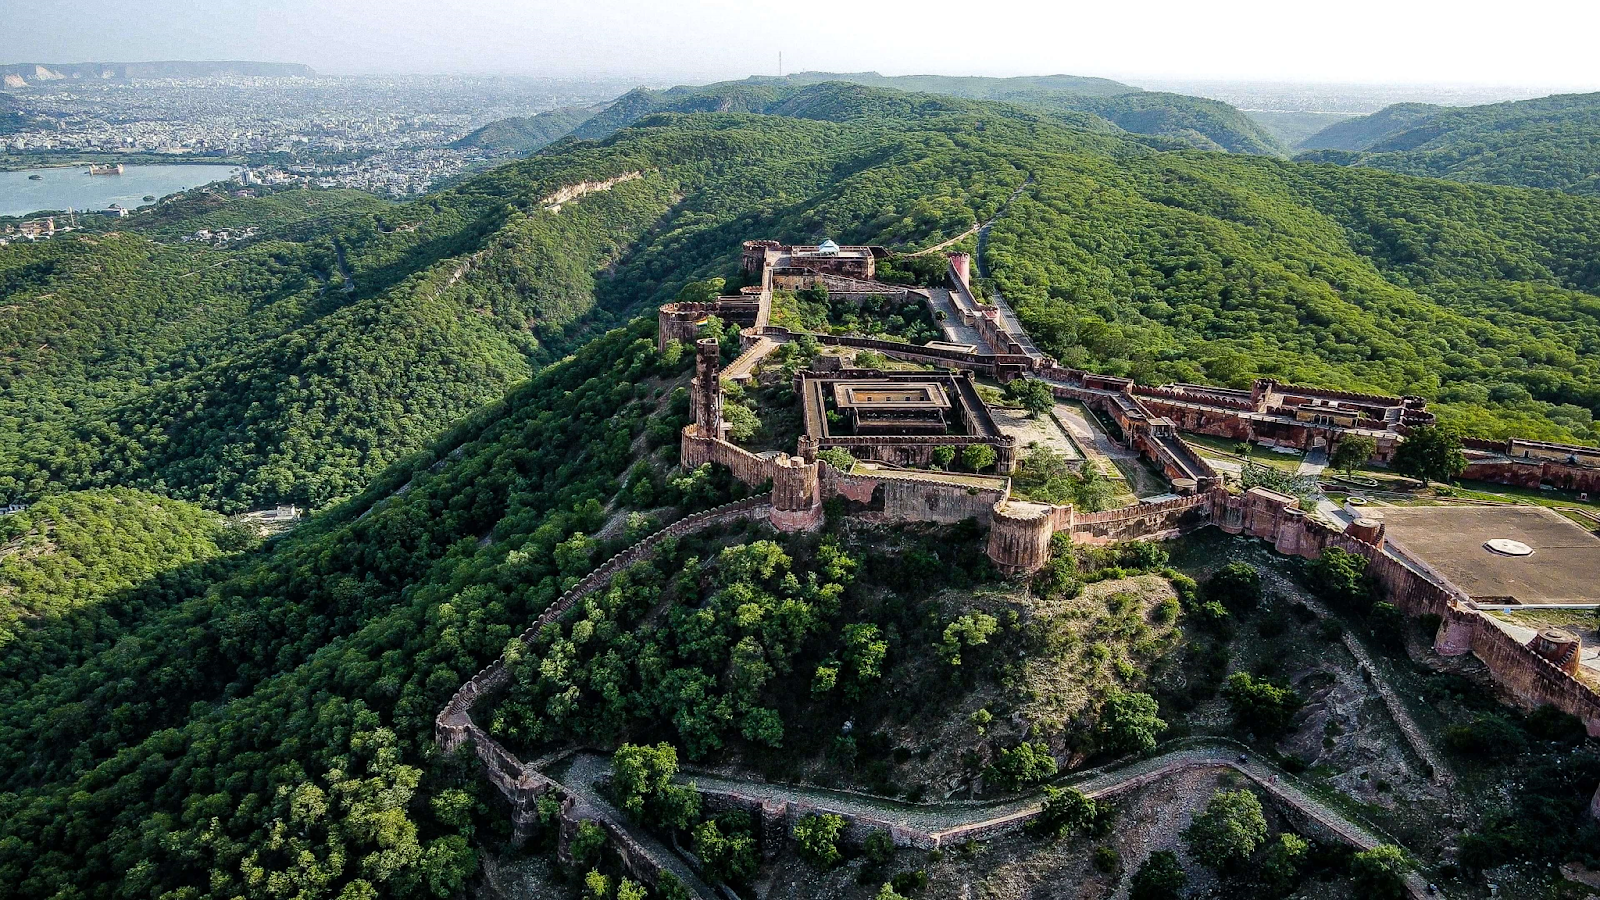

{"left": 1070, "top": 493, "right": 1215, "bottom": 544}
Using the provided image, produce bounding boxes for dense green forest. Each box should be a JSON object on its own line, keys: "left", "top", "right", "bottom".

{"left": 1299, "top": 93, "right": 1600, "bottom": 195}
{"left": 0, "top": 93, "right": 1031, "bottom": 511}
{"left": 4, "top": 78, "right": 1600, "bottom": 900}
{"left": 5, "top": 81, "right": 1600, "bottom": 521}
{"left": 0, "top": 488, "right": 232, "bottom": 650}
{"left": 0, "top": 320, "right": 713, "bottom": 900}
{"left": 986, "top": 152, "right": 1600, "bottom": 442}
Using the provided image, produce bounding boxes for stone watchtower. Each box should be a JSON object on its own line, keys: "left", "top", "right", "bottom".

{"left": 694, "top": 337, "right": 724, "bottom": 440}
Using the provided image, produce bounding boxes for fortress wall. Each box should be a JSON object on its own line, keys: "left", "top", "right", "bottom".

{"left": 822, "top": 465, "right": 1006, "bottom": 526}
{"left": 681, "top": 430, "right": 777, "bottom": 488}
{"left": 1070, "top": 492, "right": 1217, "bottom": 544}
{"left": 1461, "top": 609, "right": 1600, "bottom": 735}
{"left": 1232, "top": 497, "right": 1600, "bottom": 734}
{"left": 435, "top": 497, "right": 774, "bottom": 844}
{"left": 1463, "top": 458, "right": 1600, "bottom": 494}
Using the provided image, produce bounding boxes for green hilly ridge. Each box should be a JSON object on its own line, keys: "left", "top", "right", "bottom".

{"left": 5, "top": 81, "right": 1600, "bottom": 520}
{"left": 448, "top": 105, "right": 602, "bottom": 153}
{"left": 552, "top": 75, "right": 1285, "bottom": 155}
{"left": 1299, "top": 93, "right": 1600, "bottom": 195}
{"left": 2, "top": 79, "right": 1600, "bottom": 900}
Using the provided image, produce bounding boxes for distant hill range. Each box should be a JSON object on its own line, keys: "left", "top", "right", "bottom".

{"left": 450, "top": 104, "right": 606, "bottom": 153}
{"left": 1, "top": 61, "right": 314, "bottom": 88}
{"left": 1298, "top": 93, "right": 1600, "bottom": 195}
{"left": 476, "top": 72, "right": 1287, "bottom": 157}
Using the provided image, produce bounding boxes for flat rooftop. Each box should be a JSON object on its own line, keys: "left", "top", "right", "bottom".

{"left": 833, "top": 381, "right": 951, "bottom": 410}
{"left": 1378, "top": 505, "right": 1600, "bottom": 604}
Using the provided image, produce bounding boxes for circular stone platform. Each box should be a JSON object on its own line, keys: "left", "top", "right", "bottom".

{"left": 1484, "top": 538, "right": 1534, "bottom": 557}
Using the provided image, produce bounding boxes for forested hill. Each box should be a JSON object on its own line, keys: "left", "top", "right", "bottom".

{"left": 0, "top": 86, "right": 1095, "bottom": 513}
{"left": 4, "top": 78, "right": 1600, "bottom": 523}
{"left": 534, "top": 75, "right": 1286, "bottom": 155}
{"left": 1298, "top": 93, "right": 1600, "bottom": 195}
{"left": 5, "top": 85, "right": 1600, "bottom": 900}
{"left": 448, "top": 105, "right": 602, "bottom": 153}
{"left": 1296, "top": 102, "right": 1441, "bottom": 151}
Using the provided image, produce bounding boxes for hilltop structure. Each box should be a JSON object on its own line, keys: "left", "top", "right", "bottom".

{"left": 658, "top": 235, "right": 1600, "bottom": 723}
{"left": 442, "top": 232, "right": 1600, "bottom": 899}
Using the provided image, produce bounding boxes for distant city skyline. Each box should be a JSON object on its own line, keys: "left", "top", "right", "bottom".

{"left": 4, "top": 0, "right": 1600, "bottom": 92}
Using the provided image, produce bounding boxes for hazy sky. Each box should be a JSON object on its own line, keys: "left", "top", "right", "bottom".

{"left": 4, "top": 0, "right": 1599, "bottom": 89}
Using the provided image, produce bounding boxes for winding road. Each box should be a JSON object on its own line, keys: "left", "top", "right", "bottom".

{"left": 549, "top": 737, "right": 1433, "bottom": 899}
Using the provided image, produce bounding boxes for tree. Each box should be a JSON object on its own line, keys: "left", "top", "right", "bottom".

{"left": 1350, "top": 844, "right": 1409, "bottom": 900}
{"left": 1306, "top": 547, "right": 1373, "bottom": 611}
{"left": 569, "top": 821, "right": 608, "bottom": 869}
{"left": 1005, "top": 377, "right": 1055, "bottom": 417}
{"left": 611, "top": 743, "right": 701, "bottom": 831}
{"left": 1183, "top": 789, "right": 1267, "bottom": 869}
{"left": 1205, "top": 562, "right": 1261, "bottom": 613}
{"left": 1258, "top": 832, "right": 1308, "bottom": 895}
{"left": 1031, "top": 786, "right": 1100, "bottom": 839}
{"left": 1391, "top": 425, "right": 1466, "bottom": 486}
{"left": 931, "top": 446, "right": 956, "bottom": 470}
{"left": 1096, "top": 690, "right": 1166, "bottom": 755}
{"left": 985, "top": 741, "right": 1058, "bottom": 791}
{"left": 938, "top": 611, "right": 999, "bottom": 666}
{"left": 723, "top": 404, "right": 761, "bottom": 442}
{"left": 1130, "top": 850, "right": 1188, "bottom": 900}
{"left": 1330, "top": 434, "right": 1377, "bottom": 475}
{"left": 794, "top": 813, "right": 845, "bottom": 868}
{"left": 817, "top": 447, "right": 856, "bottom": 472}
{"left": 962, "top": 443, "right": 997, "bottom": 472}
{"left": 693, "top": 816, "right": 758, "bottom": 885}
{"left": 1223, "top": 672, "right": 1305, "bottom": 739}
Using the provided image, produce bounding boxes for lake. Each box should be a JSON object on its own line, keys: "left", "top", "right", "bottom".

{"left": 0, "top": 164, "right": 241, "bottom": 218}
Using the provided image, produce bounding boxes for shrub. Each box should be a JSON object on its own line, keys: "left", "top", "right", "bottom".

{"left": 1306, "top": 547, "right": 1373, "bottom": 611}
{"left": 693, "top": 814, "right": 758, "bottom": 885}
{"left": 864, "top": 829, "right": 895, "bottom": 864}
{"left": 938, "top": 612, "right": 999, "bottom": 666}
{"left": 1349, "top": 844, "right": 1409, "bottom": 900}
{"left": 1031, "top": 786, "right": 1100, "bottom": 839}
{"left": 1258, "top": 832, "right": 1308, "bottom": 894}
{"left": 1118, "top": 541, "right": 1169, "bottom": 571}
{"left": 1526, "top": 704, "right": 1588, "bottom": 745}
{"left": 569, "top": 821, "right": 607, "bottom": 869}
{"left": 890, "top": 870, "right": 929, "bottom": 893}
{"left": 1130, "top": 850, "right": 1188, "bottom": 900}
{"left": 1445, "top": 714, "right": 1528, "bottom": 757}
{"left": 1223, "top": 672, "right": 1305, "bottom": 739}
{"left": 794, "top": 813, "right": 846, "bottom": 868}
{"left": 611, "top": 742, "right": 700, "bottom": 831}
{"left": 817, "top": 447, "right": 856, "bottom": 472}
{"left": 931, "top": 446, "right": 956, "bottom": 469}
{"left": 1205, "top": 562, "right": 1262, "bottom": 612}
{"left": 1096, "top": 690, "right": 1166, "bottom": 755}
{"left": 985, "top": 742, "right": 1058, "bottom": 792}
{"left": 1093, "top": 845, "right": 1121, "bottom": 874}
{"left": 1183, "top": 789, "right": 1267, "bottom": 870}
{"left": 962, "top": 443, "right": 997, "bottom": 472}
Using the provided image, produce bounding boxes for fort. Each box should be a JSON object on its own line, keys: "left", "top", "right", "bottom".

{"left": 441, "top": 235, "right": 1600, "bottom": 897}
